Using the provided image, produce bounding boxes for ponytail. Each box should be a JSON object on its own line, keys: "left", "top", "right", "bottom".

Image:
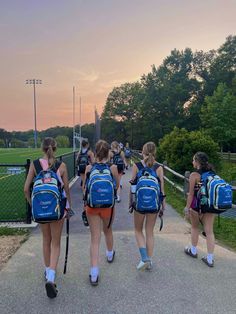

{"left": 42, "top": 137, "right": 57, "bottom": 167}
{"left": 142, "top": 142, "right": 156, "bottom": 168}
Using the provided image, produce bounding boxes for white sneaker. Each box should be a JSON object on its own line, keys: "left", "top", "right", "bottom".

{"left": 136, "top": 260, "right": 149, "bottom": 271}
{"left": 116, "top": 195, "right": 121, "bottom": 203}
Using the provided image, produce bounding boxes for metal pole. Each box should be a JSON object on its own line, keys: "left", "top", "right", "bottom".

{"left": 33, "top": 80, "right": 37, "bottom": 149}
{"left": 73, "top": 86, "right": 75, "bottom": 151}
{"left": 79, "top": 96, "right": 82, "bottom": 148}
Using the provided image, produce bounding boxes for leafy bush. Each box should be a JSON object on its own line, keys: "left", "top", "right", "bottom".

{"left": 157, "top": 127, "right": 220, "bottom": 173}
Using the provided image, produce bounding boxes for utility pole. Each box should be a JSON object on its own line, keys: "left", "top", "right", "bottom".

{"left": 26, "top": 79, "right": 42, "bottom": 148}
{"left": 73, "top": 86, "right": 76, "bottom": 151}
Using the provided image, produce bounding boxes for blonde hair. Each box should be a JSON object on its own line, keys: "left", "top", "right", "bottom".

{"left": 142, "top": 142, "right": 156, "bottom": 167}
{"left": 41, "top": 137, "right": 57, "bottom": 167}
{"left": 111, "top": 141, "right": 121, "bottom": 154}
{"left": 95, "top": 140, "right": 110, "bottom": 161}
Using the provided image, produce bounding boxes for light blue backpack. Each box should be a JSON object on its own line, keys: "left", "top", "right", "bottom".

{"left": 86, "top": 163, "right": 115, "bottom": 208}
{"left": 31, "top": 160, "right": 66, "bottom": 223}
{"left": 135, "top": 162, "right": 161, "bottom": 213}
{"left": 200, "top": 171, "right": 232, "bottom": 212}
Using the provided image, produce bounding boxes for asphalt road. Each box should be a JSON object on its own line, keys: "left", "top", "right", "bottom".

{"left": 0, "top": 167, "right": 236, "bottom": 314}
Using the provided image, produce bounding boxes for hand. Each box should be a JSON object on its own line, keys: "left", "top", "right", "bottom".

{"left": 158, "top": 209, "right": 164, "bottom": 218}
{"left": 183, "top": 207, "right": 190, "bottom": 219}
{"left": 64, "top": 208, "right": 75, "bottom": 219}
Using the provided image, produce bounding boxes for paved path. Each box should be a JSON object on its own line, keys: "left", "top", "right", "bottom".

{"left": 0, "top": 168, "right": 236, "bottom": 314}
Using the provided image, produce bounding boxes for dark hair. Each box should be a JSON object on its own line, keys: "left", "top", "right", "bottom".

{"left": 142, "top": 142, "right": 156, "bottom": 168}
{"left": 193, "top": 152, "right": 214, "bottom": 172}
{"left": 41, "top": 137, "right": 57, "bottom": 167}
{"left": 82, "top": 139, "right": 89, "bottom": 148}
{"left": 95, "top": 140, "right": 110, "bottom": 161}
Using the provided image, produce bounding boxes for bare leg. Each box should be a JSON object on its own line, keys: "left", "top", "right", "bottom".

{"left": 145, "top": 213, "right": 158, "bottom": 258}
{"left": 103, "top": 211, "right": 115, "bottom": 251}
{"left": 49, "top": 219, "right": 64, "bottom": 270}
{"left": 202, "top": 213, "right": 216, "bottom": 254}
{"left": 40, "top": 223, "right": 52, "bottom": 267}
{"left": 134, "top": 211, "right": 146, "bottom": 248}
{"left": 189, "top": 209, "right": 200, "bottom": 247}
{"left": 87, "top": 214, "right": 102, "bottom": 267}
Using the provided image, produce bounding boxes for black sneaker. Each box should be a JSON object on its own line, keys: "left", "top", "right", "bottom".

{"left": 201, "top": 256, "right": 214, "bottom": 267}
{"left": 45, "top": 281, "right": 58, "bottom": 298}
{"left": 82, "top": 210, "right": 89, "bottom": 227}
{"left": 184, "top": 247, "right": 198, "bottom": 258}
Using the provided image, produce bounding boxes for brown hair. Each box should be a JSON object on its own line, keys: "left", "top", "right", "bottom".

{"left": 95, "top": 140, "right": 110, "bottom": 161}
{"left": 41, "top": 137, "right": 57, "bottom": 167}
{"left": 82, "top": 139, "right": 89, "bottom": 148}
{"left": 111, "top": 141, "right": 121, "bottom": 154}
{"left": 142, "top": 142, "right": 156, "bottom": 168}
{"left": 193, "top": 152, "right": 214, "bottom": 172}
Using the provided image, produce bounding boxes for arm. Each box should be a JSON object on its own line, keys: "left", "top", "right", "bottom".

{"left": 157, "top": 166, "right": 166, "bottom": 209}
{"left": 120, "top": 151, "right": 127, "bottom": 167}
{"left": 88, "top": 150, "right": 95, "bottom": 164}
{"left": 60, "top": 163, "right": 72, "bottom": 209}
{"left": 111, "top": 164, "right": 119, "bottom": 189}
{"left": 83, "top": 165, "right": 92, "bottom": 192}
{"left": 186, "top": 172, "right": 200, "bottom": 209}
{"left": 24, "top": 162, "right": 36, "bottom": 205}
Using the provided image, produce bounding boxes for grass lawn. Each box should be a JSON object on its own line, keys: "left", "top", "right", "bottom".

{"left": 0, "top": 148, "right": 73, "bottom": 164}
{"left": 0, "top": 148, "right": 75, "bottom": 222}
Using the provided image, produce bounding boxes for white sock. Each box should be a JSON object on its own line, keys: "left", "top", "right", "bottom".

{"left": 90, "top": 266, "right": 99, "bottom": 281}
{"left": 106, "top": 250, "right": 114, "bottom": 260}
{"left": 45, "top": 267, "right": 50, "bottom": 279}
{"left": 207, "top": 253, "right": 214, "bottom": 264}
{"left": 47, "top": 269, "right": 56, "bottom": 283}
{"left": 191, "top": 245, "right": 197, "bottom": 255}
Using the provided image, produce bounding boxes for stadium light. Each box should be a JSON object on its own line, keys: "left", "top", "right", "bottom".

{"left": 26, "top": 79, "right": 42, "bottom": 148}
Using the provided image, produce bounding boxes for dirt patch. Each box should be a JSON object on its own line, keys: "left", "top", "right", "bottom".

{"left": 0, "top": 235, "right": 27, "bottom": 270}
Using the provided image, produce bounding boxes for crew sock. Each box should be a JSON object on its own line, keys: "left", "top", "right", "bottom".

{"left": 45, "top": 267, "right": 50, "bottom": 279}
{"left": 207, "top": 253, "right": 214, "bottom": 264}
{"left": 90, "top": 267, "right": 99, "bottom": 281}
{"left": 47, "top": 269, "right": 56, "bottom": 283}
{"left": 139, "top": 247, "right": 149, "bottom": 262}
{"left": 106, "top": 250, "right": 114, "bottom": 260}
{"left": 191, "top": 245, "right": 197, "bottom": 255}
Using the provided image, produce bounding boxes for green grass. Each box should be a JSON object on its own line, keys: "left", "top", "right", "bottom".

{"left": 0, "top": 148, "right": 73, "bottom": 164}
{"left": 0, "top": 148, "right": 75, "bottom": 222}
{"left": 0, "top": 227, "right": 29, "bottom": 236}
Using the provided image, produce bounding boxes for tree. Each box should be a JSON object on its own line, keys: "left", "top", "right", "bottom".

{"left": 158, "top": 127, "right": 220, "bottom": 173}
{"left": 201, "top": 82, "right": 236, "bottom": 151}
{"left": 55, "top": 135, "right": 70, "bottom": 148}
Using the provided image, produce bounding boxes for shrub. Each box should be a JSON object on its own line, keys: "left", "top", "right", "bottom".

{"left": 158, "top": 127, "right": 220, "bottom": 173}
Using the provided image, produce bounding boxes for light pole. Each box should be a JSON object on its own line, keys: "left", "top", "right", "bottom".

{"left": 26, "top": 79, "right": 42, "bottom": 148}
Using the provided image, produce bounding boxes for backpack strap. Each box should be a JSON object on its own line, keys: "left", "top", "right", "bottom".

{"left": 152, "top": 163, "right": 160, "bottom": 172}
{"left": 33, "top": 159, "right": 43, "bottom": 175}
{"left": 135, "top": 162, "right": 144, "bottom": 171}
{"left": 51, "top": 160, "right": 62, "bottom": 173}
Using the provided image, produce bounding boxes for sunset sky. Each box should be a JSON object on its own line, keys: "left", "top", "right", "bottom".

{"left": 0, "top": 0, "right": 235, "bottom": 131}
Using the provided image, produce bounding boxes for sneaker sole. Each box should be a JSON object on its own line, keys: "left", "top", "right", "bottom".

{"left": 137, "top": 261, "right": 149, "bottom": 271}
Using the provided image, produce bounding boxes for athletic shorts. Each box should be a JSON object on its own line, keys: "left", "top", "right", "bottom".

{"left": 86, "top": 206, "right": 114, "bottom": 219}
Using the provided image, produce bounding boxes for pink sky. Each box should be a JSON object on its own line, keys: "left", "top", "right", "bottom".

{"left": 0, "top": 0, "right": 235, "bottom": 131}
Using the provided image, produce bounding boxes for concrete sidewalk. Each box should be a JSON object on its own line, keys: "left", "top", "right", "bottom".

{"left": 0, "top": 168, "right": 236, "bottom": 314}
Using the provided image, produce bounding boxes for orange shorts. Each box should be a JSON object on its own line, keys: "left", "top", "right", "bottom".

{"left": 86, "top": 206, "right": 114, "bottom": 219}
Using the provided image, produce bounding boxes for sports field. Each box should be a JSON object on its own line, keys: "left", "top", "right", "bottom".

{"left": 0, "top": 148, "right": 73, "bottom": 222}
{"left": 0, "top": 148, "right": 72, "bottom": 163}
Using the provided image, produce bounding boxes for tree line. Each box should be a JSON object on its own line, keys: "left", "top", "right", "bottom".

{"left": 100, "top": 35, "right": 236, "bottom": 157}
{"left": 0, "top": 124, "right": 95, "bottom": 149}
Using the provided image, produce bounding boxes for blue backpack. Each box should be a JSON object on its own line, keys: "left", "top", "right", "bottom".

{"left": 124, "top": 148, "right": 132, "bottom": 158}
{"left": 199, "top": 171, "right": 232, "bottom": 212}
{"left": 112, "top": 152, "right": 125, "bottom": 173}
{"left": 31, "top": 160, "right": 66, "bottom": 223}
{"left": 135, "top": 162, "right": 162, "bottom": 213}
{"left": 86, "top": 163, "right": 115, "bottom": 208}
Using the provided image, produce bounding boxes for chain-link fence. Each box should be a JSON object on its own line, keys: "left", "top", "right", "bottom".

{"left": 0, "top": 151, "right": 78, "bottom": 224}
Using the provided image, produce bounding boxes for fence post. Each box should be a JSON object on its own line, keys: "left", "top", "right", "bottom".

{"left": 25, "top": 158, "right": 32, "bottom": 224}
{"left": 184, "top": 171, "right": 190, "bottom": 199}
